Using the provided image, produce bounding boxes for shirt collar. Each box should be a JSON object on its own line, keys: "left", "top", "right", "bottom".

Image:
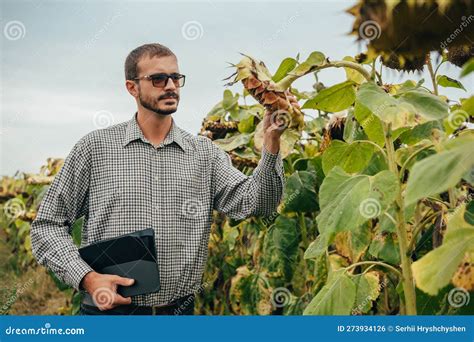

{"left": 122, "top": 112, "right": 187, "bottom": 152}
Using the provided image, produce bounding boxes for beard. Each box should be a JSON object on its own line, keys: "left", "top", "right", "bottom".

{"left": 138, "top": 89, "right": 179, "bottom": 116}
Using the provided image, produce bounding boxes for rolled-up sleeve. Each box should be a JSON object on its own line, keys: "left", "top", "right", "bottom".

{"left": 30, "top": 135, "right": 93, "bottom": 290}
{"left": 211, "top": 143, "right": 286, "bottom": 220}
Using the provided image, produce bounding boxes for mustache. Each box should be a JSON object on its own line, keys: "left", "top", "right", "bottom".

{"left": 158, "top": 92, "right": 179, "bottom": 100}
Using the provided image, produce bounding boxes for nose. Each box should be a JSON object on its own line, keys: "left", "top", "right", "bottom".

{"left": 164, "top": 77, "right": 177, "bottom": 91}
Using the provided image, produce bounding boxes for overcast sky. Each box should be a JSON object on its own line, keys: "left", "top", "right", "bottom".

{"left": 1, "top": 0, "right": 472, "bottom": 176}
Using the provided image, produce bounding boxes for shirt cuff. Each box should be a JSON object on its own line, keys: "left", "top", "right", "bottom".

{"left": 64, "top": 258, "right": 94, "bottom": 291}
{"left": 261, "top": 145, "right": 281, "bottom": 165}
{"left": 260, "top": 145, "right": 285, "bottom": 186}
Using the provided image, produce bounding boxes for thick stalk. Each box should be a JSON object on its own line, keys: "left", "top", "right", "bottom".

{"left": 448, "top": 188, "right": 456, "bottom": 208}
{"left": 426, "top": 56, "right": 438, "bottom": 96}
{"left": 384, "top": 123, "right": 417, "bottom": 315}
{"left": 299, "top": 213, "right": 308, "bottom": 247}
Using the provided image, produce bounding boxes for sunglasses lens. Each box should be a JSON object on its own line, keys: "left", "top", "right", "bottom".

{"left": 150, "top": 74, "right": 185, "bottom": 88}
{"left": 151, "top": 75, "right": 168, "bottom": 88}
{"left": 173, "top": 75, "right": 185, "bottom": 87}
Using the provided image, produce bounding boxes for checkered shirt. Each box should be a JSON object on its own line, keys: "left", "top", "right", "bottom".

{"left": 30, "top": 112, "right": 285, "bottom": 306}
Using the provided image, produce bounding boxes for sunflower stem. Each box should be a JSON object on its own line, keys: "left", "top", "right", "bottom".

{"left": 345, "top": 261, "right": 402, "bottom": 278}
{"left": 384, "top": 123, "right": 417, "bottom": 315}
{"left": 426, "top": 55, "right": 439, "bottom": 96}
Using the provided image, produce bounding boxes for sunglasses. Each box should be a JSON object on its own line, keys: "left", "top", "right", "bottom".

{"left": 133, "top": 73, "right": 186, "bottom": 88}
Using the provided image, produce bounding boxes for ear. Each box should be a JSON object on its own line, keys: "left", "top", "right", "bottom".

{"left": 125, "top": 80, "right": 139, "bottom": 98}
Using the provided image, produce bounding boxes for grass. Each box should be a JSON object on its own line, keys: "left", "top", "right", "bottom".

{"left": 0, "top": 229, "right": 71, "bottom": 315}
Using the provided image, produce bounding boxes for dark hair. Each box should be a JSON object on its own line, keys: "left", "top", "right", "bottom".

{"left": 124, "top": 43, "right": 176, "bottom": 80}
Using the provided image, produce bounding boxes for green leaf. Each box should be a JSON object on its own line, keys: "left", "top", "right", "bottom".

{"left": 356, "top": 82, "right": 417, "bottom": 130}
{"left": 272, "top": 57, "right": 297, "bottom": 83}
{"left": 362, "top": 151, "right": 388, "bottom": 176}
{"left": 460, "top": 58, "right": 474, "bottom": 77}
{"left": 237, "top": 113, "right": 255, "bottom": 133}
{"left": 343, "top": 56, "right": 367, "bottom": 84}
{"left": 347, "top": 225, "right": 372, "bottom": 263}
{"left": 317, "top": 167, "right": 398, "bottom": 237}
{"left": 271, "top": 216, "right": 300, "bottom": 253}
{"left": 398, "top": 120, "right": 443, "bottom": 145}
{"left": 311, "top": 254, "right": 329, "bottom": 294}
{"left": 445, "top": 203, "right": 474, "bottom": 240}
{"left": 343, "top": 112, "right": 367, "bottom": 143}
{"left": 280, "top": 128, "right": 301, "bottom": 159}
{"left": 71, "top": 217, "right": 84, "bottom": 246}
{"left": 461, "top": 96, "right": 474, "bottom": 116}
{"left": 397, "top": 88, "right": 449, "bottom": 120}
{"left": 352, "top": 272, "right": 381, "bottom": 314}
{"left": 303, "top": 270, "right": 356, "bottom": 315}
{"left": 304, "top": 234, "right": 329, "bottom": 260}
{"left": 282, "top": 171, "right": 318, "bottom": 213}
{"left": 214, "top": 133, "right": 252, "bottom": 151}
{"left": 222, "top": 89, "right": 239, "bottom": 111}
{"left": 353, "top": 102, "right": 385, "bottom": 146}
{"left": 412, "top": 204, "right": 474, "bottom": 295}
{"left": 223, "top": 222, "right": 239, "bottom": 251}
{"left": 322, "top": 140, "right": 375, "bottom": 174}
{"left": 405, "top": 136, "right": 474, "bottom": 205}
{"left": 305, "top": 117, "right": 326, "bottom": 134}
{"left": 436, "top": 75, "right": 466, "bottom": 91}
{"left": 412, "top": 228, "right": 474, "bottom": 295}
{"left": 269, "top": 216, "right": 300, "bottom": 281}
{"left": 465, "top": 201, "right": 474, "bottom": 226}
{"left": 290, "top": 51, "right": 326, "bottom": 77}
{"left": 395, "top": 141, "right": 435, "bottom": 171}
{"left": 416, "top": 287, "right": 452, "bottom": 315}
{"left": 206, "top": 101, "right": 226, "bottom": 119}
{"left": 303, "top": 81, "right": 356, "bottom": 112}
{"left": 368, "top": 233, "right": 400, "bottom": 264}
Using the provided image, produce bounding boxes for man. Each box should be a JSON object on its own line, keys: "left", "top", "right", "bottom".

{"left": 30, "top": 43, "right": 295, "bottom": 315}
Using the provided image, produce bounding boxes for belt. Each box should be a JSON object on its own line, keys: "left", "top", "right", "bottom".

{"left": 80, "top": 293, "right": 195, "bottom": 315}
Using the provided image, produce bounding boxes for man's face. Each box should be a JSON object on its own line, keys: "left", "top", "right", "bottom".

{"left": 132, "top": 55, "right": 181, "bottom": 116}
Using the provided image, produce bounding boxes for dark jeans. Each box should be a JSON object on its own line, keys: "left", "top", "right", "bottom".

{"left": 78, "top": 294, "right": 195, "bottom": 315}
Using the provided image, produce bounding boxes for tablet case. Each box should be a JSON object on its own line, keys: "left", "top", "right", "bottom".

{"left": 79, "top": 228, "right": 160, "bottom": 300}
